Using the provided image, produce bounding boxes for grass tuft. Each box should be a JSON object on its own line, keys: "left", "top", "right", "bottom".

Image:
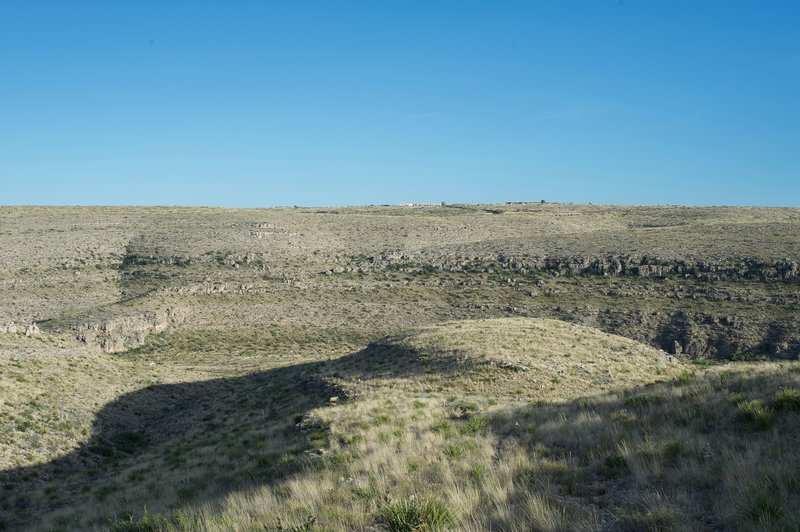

{"left": 380, "top": 496, "right": 455, "bottom": 532}
{"left": 771, "top": 388, "right": 800, "bottom": 411}
{"left": 739, "top": 491, "right": 784, "bottom": 526}
{"left": 736, "top": 400, "right": 775, "bottom": 430}
{"left": 108, "top": 508, "right": 171, "bottom": 532}
{"left": 459, "top": 415, "right": 487, "bottom": 435}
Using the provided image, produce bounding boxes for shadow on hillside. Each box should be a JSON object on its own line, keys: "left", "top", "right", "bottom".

{"left": 4, "top": 333, "right": 799, "bottom": 531}
{"left": 482, "top": 369, "right": 800, "bottom": 530}
{"left": 0, "top": 341, "right": 437, "bottom": 530}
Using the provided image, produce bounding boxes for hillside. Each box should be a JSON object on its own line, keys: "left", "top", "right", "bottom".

{"left": 1, "top": 204, "right": 798, "bottom": 530}
{"left": 3, "top": 318, "right": 798, "bottom": 530}
{"left": 2, "top": 204, "right": 798, "bottom": 361}
{"left": 334, "top": 318, "right": 681, "bottom": 400}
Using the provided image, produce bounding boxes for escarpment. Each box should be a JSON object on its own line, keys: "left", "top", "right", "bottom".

{"left": 1, "top": 204, "right": 796, "bottom": 360}
{"left": 350, "top": 251, "right": 800, "bottom": 283}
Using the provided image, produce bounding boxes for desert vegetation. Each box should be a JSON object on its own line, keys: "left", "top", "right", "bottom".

{"left": 1, "top": 204, "right": 798, "bottom": 530}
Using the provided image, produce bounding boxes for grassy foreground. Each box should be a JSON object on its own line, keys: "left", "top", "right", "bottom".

{"left": 2, "top": 318, "right": 799, "bottom": 530}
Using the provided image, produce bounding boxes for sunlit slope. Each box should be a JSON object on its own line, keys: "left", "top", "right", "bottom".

{"left": 0, "top": 334, "right": 191, "bottom": 471}
{"left": 4, "top": 319, "right": 798, "bottom": 531}
{"left": 340, "top": 317, "right": 683, "bottom": 400}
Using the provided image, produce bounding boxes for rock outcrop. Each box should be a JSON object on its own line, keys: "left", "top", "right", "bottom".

{"left": 72, "top": 308, "right": 184, "bottom": 353}
{"left": 0, "top": 322, "right": 40, "bottom": 336}
{"left": 350, "top": 252, "right": 800, "bottom": 282}
{"left": 556, "top": 307, "right": 799, "bottom": 359}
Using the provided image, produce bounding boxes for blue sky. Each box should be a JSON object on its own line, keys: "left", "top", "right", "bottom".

{"left": 1, "top": 1, "right": 798, "bottom": 207}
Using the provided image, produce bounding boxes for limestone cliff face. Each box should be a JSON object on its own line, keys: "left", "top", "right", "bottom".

{"left": 353, "top": 252, "right": 800, "bottom": 282}
{"left": 549, "top": 306, "right": 798, "bottom": 359}
{"left": 345, "top": 252, "right": 799, "bottom": 359}
{"left": 0, "top": 323, "right": 40, "bottom": 336}
{"left": 72, "top": 308, "right": 183, "bottom": 353}
{"left": 124, "top": 246, "right": 800, "bottom": 282}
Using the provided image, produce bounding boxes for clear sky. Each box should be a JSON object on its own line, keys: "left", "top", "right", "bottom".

{"left": 1, "top": 1, "right": 798, "bottom": 207}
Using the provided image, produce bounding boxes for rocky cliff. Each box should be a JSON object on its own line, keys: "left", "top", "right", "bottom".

{"left": 71, "top": 308, "right": 183, "bottom": 353}
{"left": 351, "top": 252, "right": 800, "bottom": 282}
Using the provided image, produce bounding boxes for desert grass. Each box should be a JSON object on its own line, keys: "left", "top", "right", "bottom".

{"left": 5, "top": 318, "right": 793, "bottom": 530}
{"left": 2, "top": 203, "right": 798, "bottom": 532}
{"left": 105, "top": 358, "right": 798, "bottom": 531}
{"left": 0, "top": 334, "right": 192, "bottom": 470}
{"left": 370, "top": 317, "right": 682, "bottom": 400}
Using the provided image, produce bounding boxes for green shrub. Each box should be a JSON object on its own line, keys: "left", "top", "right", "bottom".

{"left": 731, "top": 352, "right": 765, "bottom": 362}
{"left": 431, "top": 420, "right": 456, "bottom": 439}
{"left": 430, "top": 420, "right": 450, "bottom": 433}
{"left": 468, "top": 463, "right": 486, "bottom": 484}
{"left": 443, "top": 444, "right": 465, "bottom": 459}
{"left": 737, "top": 400, "right": 775, "bottom": 430}
{"left": 451, "top": 400, "right": 478, "bottom": 416}
{"left": 771, "top": 388, "right": 800, "bottom": 411}
{"left": 381, "top": 496, "right": 455, "bottom": 531}
{"left": 739, "top": 491, "right": 784, "bottom": 526}
{"left": 337, "top": 433, "right": 363, "bottom": 446}
{"left": 459, "top": 416, "right": 487, "bottom": 435}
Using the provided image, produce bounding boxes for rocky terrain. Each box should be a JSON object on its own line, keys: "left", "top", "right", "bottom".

{"left": 2, "top": 203, "right": 797, "bottom": 359}
{"left": 1, "top": 203, "right": 798, "bottom": 530}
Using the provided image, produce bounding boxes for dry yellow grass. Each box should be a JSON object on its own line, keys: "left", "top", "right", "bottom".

{"left": 372, "top": 317, "right": 682, "bottom": 400}
{"left": 1, "top": 203, "right": 798, "bottom": 530}
{"left": 177, "top": 356, "right": 799, "bottom": 531}
{"left": 2, "top": 319, "right": 799, "bottom": 530}
{"left": 0, "top": 334, "right": 193, "bottom": 470}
